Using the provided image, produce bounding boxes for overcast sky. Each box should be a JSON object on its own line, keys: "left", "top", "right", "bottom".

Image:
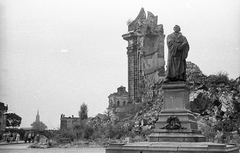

{"left": 0, "top": 0, "right": 239, "bottom": 129}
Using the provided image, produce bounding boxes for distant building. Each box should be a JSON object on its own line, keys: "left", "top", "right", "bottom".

{"left": 60, "top": 114, "right": 80, "bottom": 130}
{"left": 0, "top": 102, "right": 8, "bottom": 131}
{"left": 95, "top": 113, "right": 109, "bottom": 122}
{"left": 36, "top": 110, "right": 40, "bottom": 123}
{"left": 31, "top": 110, "right": 47, "bottom": 130}
{"left": 108, "top": 86, "right": 129, "bottom": 108}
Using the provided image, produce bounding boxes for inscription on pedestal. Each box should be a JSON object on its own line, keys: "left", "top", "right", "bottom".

{"left": 163, "top": 83, "right": 190, "bottom": 111}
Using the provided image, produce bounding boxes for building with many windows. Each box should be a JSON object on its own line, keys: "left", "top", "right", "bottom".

{"left": 60, "top": 114, "right": 79, "bottom": 130}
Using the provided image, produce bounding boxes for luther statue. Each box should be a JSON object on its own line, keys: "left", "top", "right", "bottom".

{"left": 164, "top": 25, "right": 189, "bottom": 82}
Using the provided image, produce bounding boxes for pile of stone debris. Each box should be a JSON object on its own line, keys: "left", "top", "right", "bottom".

{"left": 127, "top": 62, "right": 240, "bottom": 140}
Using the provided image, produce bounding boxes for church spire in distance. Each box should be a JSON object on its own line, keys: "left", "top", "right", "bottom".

{"left": 36, "top": 109, "right": 40, "bottom": 122}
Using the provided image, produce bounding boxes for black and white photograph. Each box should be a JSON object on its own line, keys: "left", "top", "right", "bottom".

{"left": 0, "top": 0, "right": 239, "bottom": 152}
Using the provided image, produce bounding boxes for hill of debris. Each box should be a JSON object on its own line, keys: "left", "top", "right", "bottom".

{"left": 111, "top": 61, "right": 240, "bottom": 141}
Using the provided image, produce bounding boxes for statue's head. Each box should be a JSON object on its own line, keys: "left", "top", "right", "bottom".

{"left": 173, "top": 25, "right": 181, "bottom": 33}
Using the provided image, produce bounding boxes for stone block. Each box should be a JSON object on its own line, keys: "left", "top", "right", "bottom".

{"left": 155, "top": 110, "right": 198, "bottom": 130}
{"left": 149, "top": 130, "right": 205, "bottom": 142}
{"left": 106, "top": 143, "right": 125, "bottom": 153}
{"left": 162, "top": 83, "right": 190, "bottom": 111}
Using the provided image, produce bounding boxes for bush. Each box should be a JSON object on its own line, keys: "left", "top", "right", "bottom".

{"left": 208, "top": 71, "right": 229, "bottom": 85}
{"left": 84, "top": 124, "right": 94, "bottom": 140}
{"left": 54, "top": 129, "right": 76, "bottom": 141}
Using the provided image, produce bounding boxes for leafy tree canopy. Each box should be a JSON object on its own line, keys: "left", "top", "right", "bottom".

{"left": 6, "top": 113, "right": 22, "bottom": 127}
{"left": 31, "top": 121, "right": 47, "bottom": 131}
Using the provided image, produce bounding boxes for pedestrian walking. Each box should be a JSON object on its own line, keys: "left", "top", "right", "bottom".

{"left": 16, "top": 133, "right": 20, "bottom": 143}
{"left": 27, "top": 133, "right": 32, "bottom": 143}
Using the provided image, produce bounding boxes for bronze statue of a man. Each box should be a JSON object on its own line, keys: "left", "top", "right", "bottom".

{"left": 164, "top": 25, "right": 189, "bottom": 82}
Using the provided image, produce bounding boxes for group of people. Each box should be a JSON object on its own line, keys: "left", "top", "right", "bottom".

{"left": 24, "top": 132, "right": 40, "bottom": 143}
{"left": 2, "top": 131, "right": 41, "bottom": 143}
{"left": 2, "top": 131, "right": 20, "bottom": 143}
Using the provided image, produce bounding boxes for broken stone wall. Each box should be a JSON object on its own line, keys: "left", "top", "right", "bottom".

{"left": 123, "top": 8, "right": 165, "bottom": 103}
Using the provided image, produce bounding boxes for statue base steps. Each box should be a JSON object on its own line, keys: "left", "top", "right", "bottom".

{"left": 106, "top": 142, "right": 239, "bottom": 153}
{"left": 149, "top": 129, "right": 205, "bottom": 142}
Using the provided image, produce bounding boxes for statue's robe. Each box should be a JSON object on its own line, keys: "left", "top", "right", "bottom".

{"left": 166, "top": 32, "right": 189, "bottom": 81}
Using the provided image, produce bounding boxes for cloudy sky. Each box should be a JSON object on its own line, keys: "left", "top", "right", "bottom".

{"left": 0, "top": 0, "right": 239, "bottom": 129}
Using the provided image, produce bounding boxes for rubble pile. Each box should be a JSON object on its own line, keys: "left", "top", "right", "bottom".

{"left": 84, "top": 61, "right": 239, "bottom": 144}
{"left": 114, "top": 62, "right": 240, "bottom": 142}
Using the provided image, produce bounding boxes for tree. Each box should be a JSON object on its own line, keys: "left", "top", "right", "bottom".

{"left": 78, "top": 103, "right": 88, "bottom": 120}
{"left": 5, "top": 113, "right": 22, "bottom": 127}
{"left": 31, "top": 121, "right": 47, "bottom": 131}
{"left": 83, "top": 123, "right": 94, "bottom": 139}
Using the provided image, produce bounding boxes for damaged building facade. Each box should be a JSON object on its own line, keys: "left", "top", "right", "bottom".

{"left": 123, "top": 8, "right": 165, "bottom": 103}
{"left": 108, "top": 8, "right": 165, "bottom": 109}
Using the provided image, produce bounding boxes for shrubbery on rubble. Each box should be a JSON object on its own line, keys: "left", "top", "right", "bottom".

{"left": 187, "top": 62, "right": 240, "bottom": 143}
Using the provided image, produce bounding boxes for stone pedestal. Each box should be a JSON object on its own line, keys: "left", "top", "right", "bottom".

{"left": 148, "top": 82, "right": 205, "bottom": 142}
{"left": 156, "top": 83, "right": 196, "bottom": 129}
{"left": 106, "top": 83, "right": 239, "bottom": 153}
